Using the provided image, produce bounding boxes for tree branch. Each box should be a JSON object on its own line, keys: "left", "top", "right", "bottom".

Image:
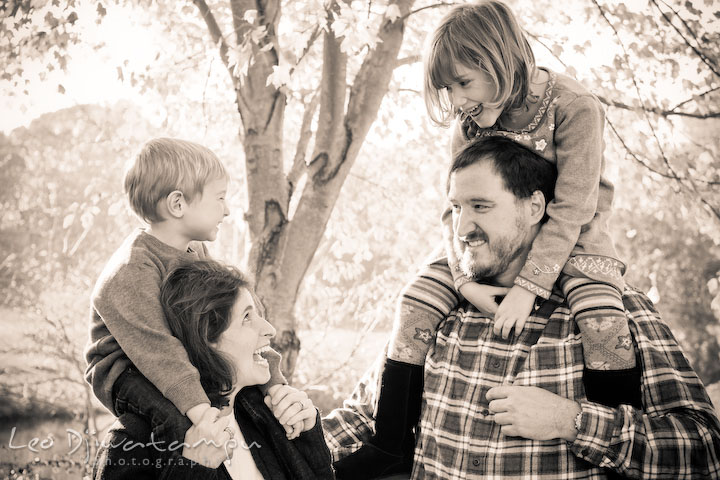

{"left": 192, "top": 0, "right": 234, "bottom": 82}
{"left": 395, "top": 54, "right": 421, "bottom": 68}
{"left": 310, "top": 2, "right": 347, "bottom": 169}
{"left": 650, "top": 0, "right": 720, "bottom": 79}
{"left": 295, "top": 24, "right": 323, "bottom": 68}
{"left": 606, "top": 119, "right": 676, "bottom": 180}
{"left": 596, "top": 94, "right": 720, "bottom": 119}
{"left": 670, "top": 86, "right": 720, "bottom": 112}
{"left": 528, "top": 30, "right": 719, "bottom": 119}
{"left": 592, "top": 1, "right": 677, "bottom": 185}
{"left": 202, "top": 57, "right": 214, "bottom": 137}
{"left": 398, "top": 1, "right": 457, "bottom": 23}
{"left": 289, "top": 90, "right": 320, "bottom": 188}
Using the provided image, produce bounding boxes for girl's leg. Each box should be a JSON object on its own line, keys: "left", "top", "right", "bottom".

{"left": 388, "top": 254, "right": 459, "bottom": 365}
{"left": 559, "top": 275, "right": 641, "bottom": 408}
{"left": 560, "top": 275, "right": 635, "bottom": 370}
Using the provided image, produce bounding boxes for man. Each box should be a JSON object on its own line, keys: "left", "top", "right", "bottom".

{"left": 323, "top": 137, "right": 720, "bottom": 479}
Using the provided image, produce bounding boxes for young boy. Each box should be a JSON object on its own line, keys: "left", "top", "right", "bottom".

{"left": 84, "top": 138, "right": 284, "bottom": 452}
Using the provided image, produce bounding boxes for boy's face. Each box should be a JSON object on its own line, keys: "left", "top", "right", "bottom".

{"left": 182, "top": 177, "right": 230, "bottom": 242}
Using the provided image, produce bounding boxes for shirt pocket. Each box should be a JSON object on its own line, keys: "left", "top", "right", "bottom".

{"left": 515, "top": 339, "right": 583, "bottom": 400}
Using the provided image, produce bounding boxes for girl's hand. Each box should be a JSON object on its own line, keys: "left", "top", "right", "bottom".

{"left": 265, "top": 384, "right": 317, "bottom": 439}
{"left": 459, "top": 282, "right": 509, "bottom": 314}
{"left": 494, "top": 285, "right": 536, "bottom": 339}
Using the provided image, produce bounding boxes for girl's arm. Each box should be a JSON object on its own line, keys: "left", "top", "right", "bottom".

{"left": 515, "top": 94, "right": 606, "bottom": 299}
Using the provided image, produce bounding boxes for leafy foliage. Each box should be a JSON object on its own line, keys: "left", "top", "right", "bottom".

{"left": 1, "top": 0, "right": 719, "bottom": 455}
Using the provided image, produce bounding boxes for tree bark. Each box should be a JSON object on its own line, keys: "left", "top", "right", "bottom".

{"left": 201, "top": 0, "right": 415, "bottom": 378}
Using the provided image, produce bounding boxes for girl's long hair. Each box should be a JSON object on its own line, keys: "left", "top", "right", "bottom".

{"left": 161, "top": 259, "right": 252, "bottom": 407}
{"left": 424, "top": 0, "right": 536, "bottom": 127}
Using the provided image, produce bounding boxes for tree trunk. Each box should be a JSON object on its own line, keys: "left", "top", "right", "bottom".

{"left": 200, "top": 0, "right": 415, "bottom": 378}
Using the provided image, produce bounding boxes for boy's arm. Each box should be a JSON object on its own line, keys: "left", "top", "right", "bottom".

{"left": 93, "top": 263, "right": 209, "bottom": 415}
{"left": 515, "top": 95, "right": 605, "bottom": 299}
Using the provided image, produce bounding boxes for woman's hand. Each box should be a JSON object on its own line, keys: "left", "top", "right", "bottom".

{"left": 181, "top": 408, "right": 235, "bottom": 468}
{"left": 264, "top": 384, "right": 317, "bottom": 439}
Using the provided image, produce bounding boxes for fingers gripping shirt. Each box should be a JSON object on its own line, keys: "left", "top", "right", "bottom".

{"left": 323, "top": 288, "right": 720, "bottom": 479}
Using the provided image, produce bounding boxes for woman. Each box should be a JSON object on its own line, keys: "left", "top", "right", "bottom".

{"left": 93, "top": 259, "right": 335, "bottom": 479}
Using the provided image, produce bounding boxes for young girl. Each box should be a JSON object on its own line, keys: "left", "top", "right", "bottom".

{"left": 333, "top": 2, "right": 641, "bottom": 479}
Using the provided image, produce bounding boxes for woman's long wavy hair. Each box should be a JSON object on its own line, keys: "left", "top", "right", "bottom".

{"left": 424, "top": 0, "right": 536, "bottom": 127}
{"left": 161, "top": 259, "right": 252, "bottom": 407}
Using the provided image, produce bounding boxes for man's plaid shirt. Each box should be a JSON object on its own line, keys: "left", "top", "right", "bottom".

{"left": 323, "top": 288, "right": 720, "bottom": 479}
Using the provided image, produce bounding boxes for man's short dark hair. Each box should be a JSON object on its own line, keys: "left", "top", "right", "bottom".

{"left": 447, "top": 136, "right": 557, "bottom": 208}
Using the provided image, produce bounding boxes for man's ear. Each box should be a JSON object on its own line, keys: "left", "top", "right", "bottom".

{"left": 528, "top": 190, "right": 546, "bottom": 225}
{"left": 165, "top": 190, "right": 186, "bottom": 219}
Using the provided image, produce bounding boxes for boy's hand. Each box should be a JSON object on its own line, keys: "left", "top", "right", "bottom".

{"left": 459, "top": 282, "right": 509, "bottom": 314}
{"left": 264, "top": 384, "right": 317, "bottom": 439}
{"left": 192, "top": 407, "right": 232, "bottom": 449}
{"left": 494, "top": 285, "right": 536, "bottom": 339}
{"left": 182, "top": 408, "right": 235, "bottom": 467}
{"left": 186, "top": 402, "right": 212, "bottom": 425}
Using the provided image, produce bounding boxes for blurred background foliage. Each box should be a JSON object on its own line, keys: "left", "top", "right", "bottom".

{"left": 1, "top": 0, "right": 719, "bottom": 477}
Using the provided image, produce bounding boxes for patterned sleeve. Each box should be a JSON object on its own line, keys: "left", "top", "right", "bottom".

{"left": 570, "top": 290, "right": 720, "bottom": 478}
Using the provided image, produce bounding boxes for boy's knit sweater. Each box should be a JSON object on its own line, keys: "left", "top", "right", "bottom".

{"left": 84, "top": 229, "right": 210, "bottom": 415}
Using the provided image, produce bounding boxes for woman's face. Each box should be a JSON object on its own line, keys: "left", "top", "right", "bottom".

{"left": 216, "top": 288, "right": 276, "bottom": 389}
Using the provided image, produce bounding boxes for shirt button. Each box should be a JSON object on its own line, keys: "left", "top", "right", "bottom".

{"left": 472, "top": 458, "right": 481, "bottom": 466}
{"left": 493, "top": 361, "right": 501, "bottom": 368}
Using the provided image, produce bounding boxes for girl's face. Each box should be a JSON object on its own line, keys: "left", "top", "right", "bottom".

{"left": 216, "top": 288, "right": 276, "bottom": 389}
{"left": 445, "top": 63, "right": 504, "bottom": 129}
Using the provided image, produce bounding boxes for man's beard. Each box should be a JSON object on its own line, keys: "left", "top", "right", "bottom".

{"left": 453, "top": 216, "right": 528, "bottom": 281}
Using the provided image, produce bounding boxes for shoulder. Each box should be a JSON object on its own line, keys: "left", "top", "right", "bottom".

{"left": 545, "top": 70, "right": 602, "bottom": 112}
{"left": 550, "top": 89, "right": 605, "bottom": 135}
{"left": 621, "top": 287, "right": 679, "bottom": 343}
{"left": 92, "top": 233, "right": 164, "bottom": 303}
{"left": 97, "top": 230, "right": 164, "bottom": 275}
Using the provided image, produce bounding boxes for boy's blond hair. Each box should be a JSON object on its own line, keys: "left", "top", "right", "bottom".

{"left": 423, "top": 0, "right": 536, "bottom": 127}
{"left": 124, "top": 138, "right": 228, "bottom": 223}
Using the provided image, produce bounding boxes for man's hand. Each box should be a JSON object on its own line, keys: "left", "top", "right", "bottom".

{"left": 486, "top": 386, "right": 581, "bottom": 441}
{"left": 459, "top": 282, "right": 509, "bottom": 314}
{"left": 182, "top": 409, "right": 235, "bottom": 468}
{"left": 265, "top": 384, "right": 317, "bottom": 439}
{"left": 494, "top": 285, "right": 536, "bottom": 339}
